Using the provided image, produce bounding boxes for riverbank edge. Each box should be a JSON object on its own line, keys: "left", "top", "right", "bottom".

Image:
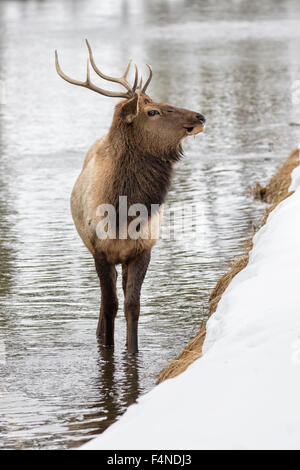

{"left": 157, "top": 148, "right": 300, "bottom": 384}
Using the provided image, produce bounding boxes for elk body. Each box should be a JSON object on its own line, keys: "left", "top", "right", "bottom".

{"left": 55, "top": 41, "right": 205, "bottom": 353}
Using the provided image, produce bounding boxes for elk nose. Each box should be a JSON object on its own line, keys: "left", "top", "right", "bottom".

{"left": 196, "top": 114, "right": 206, "bottom": 125}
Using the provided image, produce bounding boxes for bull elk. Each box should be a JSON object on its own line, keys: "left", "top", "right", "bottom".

{"left": 55, "top": 40, "right": 205, "bottom": 353}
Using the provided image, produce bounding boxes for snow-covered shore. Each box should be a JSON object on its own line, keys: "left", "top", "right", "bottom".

{"left": 82, "top": 152, "right": 300, "bottom": 450}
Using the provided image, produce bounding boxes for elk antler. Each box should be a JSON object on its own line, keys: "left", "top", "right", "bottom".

{"left": 135, "top": 64, "right": 153, "bottom": 93}
{"left": 85, "top": 39, "right": 139, "bottom": 95}
{"left": 55, "top": 40, "right": 153, "bottom": 98}
{"left": 55, "top": 41, "right": 138, "bottom": 99}
{"left": 142, "top": 64, "right": 153, "bottom": 93}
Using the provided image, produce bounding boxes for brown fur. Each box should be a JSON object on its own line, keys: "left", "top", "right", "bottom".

{"left": 70, "top": 90, "right": 205, "bottom": 352}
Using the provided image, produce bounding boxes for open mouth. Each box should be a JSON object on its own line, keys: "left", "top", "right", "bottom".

{"left": 184, "top": 124, "right": 204, "bottom": 135}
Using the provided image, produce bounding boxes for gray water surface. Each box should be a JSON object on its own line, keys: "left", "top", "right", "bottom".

{"left": 0, "top": 0, "right": 300, "bottom": 449}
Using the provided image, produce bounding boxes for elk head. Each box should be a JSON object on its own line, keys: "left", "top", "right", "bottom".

{"left": 55, "top": 40, "right": 206, "bottom": 154}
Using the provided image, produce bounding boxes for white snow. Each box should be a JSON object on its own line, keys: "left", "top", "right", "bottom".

{"left": 82, "top": 150, "right": 300, "bottom": 450}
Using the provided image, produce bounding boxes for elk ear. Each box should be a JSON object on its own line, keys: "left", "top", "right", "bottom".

{"left": 120, "top": 94, "right": 139, "bottom": 123}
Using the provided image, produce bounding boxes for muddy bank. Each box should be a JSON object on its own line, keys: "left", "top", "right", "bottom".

{"left": 157, "top": 148, "right": 300, "bottom": 384}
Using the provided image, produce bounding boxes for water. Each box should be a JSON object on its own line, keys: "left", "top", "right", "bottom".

{"left": 0, "top": 0, "right": 299, "bottom": 449}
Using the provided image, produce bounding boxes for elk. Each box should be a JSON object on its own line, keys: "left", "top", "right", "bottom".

{"left": 55, "top": 40, "right": 205, "bottom": 353}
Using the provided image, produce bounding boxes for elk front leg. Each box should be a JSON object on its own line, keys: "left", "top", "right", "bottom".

{"left": 122, "top": 262, "right": 129, "bottom": 347}
{"left": 124, "top": 250, "right": 151, "bottom": 353}
{"left": 94, "top": 253, "right": 118, "bottom": 347}
{"left": 122, "top": 262, "right": 128, "bottom": 297}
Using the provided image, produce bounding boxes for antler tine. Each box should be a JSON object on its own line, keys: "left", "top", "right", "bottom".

{"left": 123, "top": 59, "right": 132, "bottom": 80}
{"left": 55, "top": 50, "right": 86, "bottom": 87}
{"left": 86, "top": 58, "right": 91, "bottom": 84}
{"left": 142, "top": 64, "right": 153, "bottom": 93}
{"left": 85, "top": 39, "right": 133, "bottom": 94}
{"left": 55, "top": 49, "right": 132, "bottom": 99}
{"left": 138, "top": 76, "right": 143, "bottom": 89}
{"left": 132, "top": 64, "right": 139, "bottom": 92}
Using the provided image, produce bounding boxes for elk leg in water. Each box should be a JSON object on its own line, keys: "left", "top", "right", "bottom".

{"left": 122, "top": 262, "right": 128, "bottom": 297}
{"left": 124, "top": 250, "right": 151, "bottom": 353}
{"left": 94, "top": 253, "right": 118, "bottom": 346}
{"left": 122, "top": 262, "right": 129, "bottom": 347}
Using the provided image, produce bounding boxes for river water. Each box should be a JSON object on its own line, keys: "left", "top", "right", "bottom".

{"left": 0, "top": 0, "right": 299, "bottom": 449}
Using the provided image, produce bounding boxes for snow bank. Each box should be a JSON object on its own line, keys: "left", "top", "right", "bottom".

{"left": 82, "top": 153, "right": 300, "bottom": 450}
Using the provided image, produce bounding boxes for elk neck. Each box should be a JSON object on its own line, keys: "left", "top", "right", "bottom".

{"left": 106, "top": 123, "right": 183, "bottom": 214}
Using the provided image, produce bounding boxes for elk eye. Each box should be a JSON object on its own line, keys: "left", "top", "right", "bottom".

{"left": 147, "top": 110, "right": 159, "bottom": 116}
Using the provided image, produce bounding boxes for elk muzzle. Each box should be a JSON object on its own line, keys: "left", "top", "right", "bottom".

{"left": 184, "top": 113, "right": 206, "bottom": 135}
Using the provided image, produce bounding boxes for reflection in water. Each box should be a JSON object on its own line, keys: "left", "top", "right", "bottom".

{"left": 67, "top": 346, "right": 140, "bottom": 448}
{"left": 0, "top": 0, "right": 300, "bottom": 449}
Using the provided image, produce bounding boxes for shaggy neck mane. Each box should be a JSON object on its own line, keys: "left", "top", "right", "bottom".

{"left": 107, "top": 123, "right": 183, "bottom": 213}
